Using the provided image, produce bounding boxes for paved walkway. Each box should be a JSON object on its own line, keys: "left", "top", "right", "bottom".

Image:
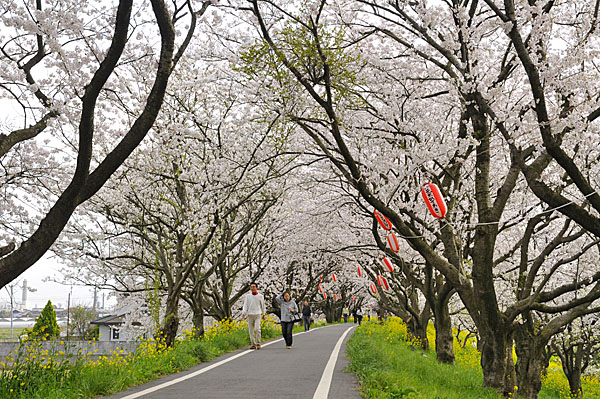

{"left": 103, "top": 323, "right": 361, "bottom": 399}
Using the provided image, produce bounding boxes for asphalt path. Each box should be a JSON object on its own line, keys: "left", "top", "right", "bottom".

{"left": 102, "top": 323, "right": 361, "bottom": 399}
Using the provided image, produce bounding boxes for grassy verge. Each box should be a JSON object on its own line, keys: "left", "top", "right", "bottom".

{"left": 347, "top": 320, "right": 499, "bottom": 399}
{"left": 0, "top": 328, "right": 25, "bottom": 340}
{"left": 346, "top": 318, "right": 600, "bottom": 399}
{"left": 0, "top": 316, "right": 297, "bottom": 399}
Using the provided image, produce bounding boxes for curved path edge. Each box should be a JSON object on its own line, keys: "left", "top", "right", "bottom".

{"left": 102, "top": 323, "right": 361, "bottom": 399}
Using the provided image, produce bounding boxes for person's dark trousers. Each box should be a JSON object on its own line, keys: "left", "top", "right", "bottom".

{"left": 353, "top": 314, "right": 357, "bottom": 323}
{"left": 303, "top": 316, "right": 311, "bottom": 331}
{"left": 358, "top": 315, "right": 363, "bottom": 325}
{"left": 281, "top": 321, "right": 294, "bottom": 346}
{"left": 343, "top": 314, "right": 348, "bottom": 323}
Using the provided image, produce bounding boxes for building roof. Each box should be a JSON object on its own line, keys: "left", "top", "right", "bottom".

{"left": 90, "top": 307, "right": 140, "bottom": 326}
{"left": 90, "top": 314, "right": 126, "bottom": 326}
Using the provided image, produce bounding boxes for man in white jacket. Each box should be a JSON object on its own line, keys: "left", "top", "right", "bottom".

{"left": 242, "top": 282, "right": 266, "bottom": 349}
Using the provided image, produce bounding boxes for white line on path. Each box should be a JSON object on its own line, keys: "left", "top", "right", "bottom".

{"left": 312, "top": 326, "right": 355, "bottom": 399}
{"left": 117, "top": 325, "right": 331, "bottom": 399}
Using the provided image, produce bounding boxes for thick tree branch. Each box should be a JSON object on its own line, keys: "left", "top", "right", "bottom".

{"left": 0, "top": 111, "right": 57, "bottom": 157}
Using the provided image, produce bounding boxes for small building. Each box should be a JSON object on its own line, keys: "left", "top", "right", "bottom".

{"left": 90, "top": 309, "right": 140, "bottom": 342}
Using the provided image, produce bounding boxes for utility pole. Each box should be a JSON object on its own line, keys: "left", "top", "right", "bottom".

{"left": 4, "top": 280, "right": 33, "bottom": 341}
{"left": 66, "top": 288, "right": 72, "bottom": 341}
{"left": 9, "top": 285, "right": 13, "bottom": 340}
{"left": 93, "top": 287, "right": 97, "bottom": 311}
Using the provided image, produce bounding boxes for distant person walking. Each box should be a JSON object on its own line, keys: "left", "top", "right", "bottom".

{"left": 302, "top": 300, "right": 312, "bottom": 331}
{"left": 342, "top": 306, "right": 349, "bottom": 323}
{"left": 356, "top": 307, "right": 364, "bottom": 325}
{"left": 242, "top": 282, "right": 265, "bottom": 350}
{"left": 352, "top": 308, "right": 357, "bottom": 324}
{"left": 276, "top": 291, "right": 298, "bottom": 349}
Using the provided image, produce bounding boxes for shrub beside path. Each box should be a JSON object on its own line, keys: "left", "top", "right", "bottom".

{"left": 102, "top": 323, "right": 360, "bottom": 399}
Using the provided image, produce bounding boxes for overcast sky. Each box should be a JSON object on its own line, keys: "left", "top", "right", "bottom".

{"left": 0, "top": 253, "right": 116, "bottom": 310}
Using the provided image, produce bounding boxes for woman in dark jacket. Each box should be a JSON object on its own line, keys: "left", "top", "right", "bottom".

{"left": 302, "top": 300, "right": 312, "bottom": 331}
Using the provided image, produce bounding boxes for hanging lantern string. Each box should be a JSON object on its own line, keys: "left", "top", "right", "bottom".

{"left": 460, "top": 189, "right": 600, "bottom": 227}
{"left": 388, "top": 189, "right": 599, "bottom": 240}
{"left": 376, "top": 89, "right": 600, "bottom": 215}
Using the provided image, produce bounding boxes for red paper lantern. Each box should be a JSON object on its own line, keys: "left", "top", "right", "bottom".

{"left": 374, "top": 209, "right": 393, "bottom": 230}
{"left": 318, "top": 285, "right": 323, "bottom": 293}
{"left": 382, "top": 257, "right": 394, "bottom": 273}
{"left": 421, "top": 183, "right": 447, "bottom": 219}
{"left": 323, "top": 293, "right": 327, "bottom": 299}
{"left": 319, "top": 275, "right": 323, "bottom": 283}
{"left": 334, "top": 294, "right": 338, "bottom": 301}
{"left": 357, "top": 266, "right": 362, "bottom": 277}
{"left": 377, "top": 274, "right": 390, "bottom": 291}
{"left": 352, "top": 296, "right": 356, "bottom": 301}
{"left": 332, "top": 273, "right": 337, "bottom": 282}
{"left": 370, "top": 283, "right": 377, "bottom": 294}
{"left": 387, "top": 232, "right": 400, "bottom": 253}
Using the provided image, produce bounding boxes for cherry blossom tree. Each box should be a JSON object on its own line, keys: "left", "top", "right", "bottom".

{"left": 199, "top": 200, "right": 281, "bottom": 321}
{"left": 0, "top": 0, "right": 212, "bottom": 288}
{"left": 551, "top": 316, "right": 600, "bottom": 398}
{"left": 56, "top": 38, "right": 304, "bottom": 345}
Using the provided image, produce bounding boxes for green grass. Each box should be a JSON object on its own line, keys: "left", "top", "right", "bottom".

{"left": 347, "top": 322, "right": 501, "bottom": 399}
{"left": 0, "top": 327, "right": 25, "bottom": 340}
{"left": 347, "top": 319, "right": 600, "bottom": 399}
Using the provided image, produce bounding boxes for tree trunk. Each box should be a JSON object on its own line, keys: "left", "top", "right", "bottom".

{"left": 324, "top": 300, "right": 334, "bottom": 323}
{"left": 221, "top": 278, "right": 232, "bottom": 320}
{"left": 378, "top": 306, "right": 385, "bottom": 321}
{"left": 515, "top": 328, "right": 547, "bottom": 399}
{"left": 407, "top": 318, "right": 429, "bottom": 351}
{"left": 479, "top": 327, "right": 509, "bottom": 390}
{"left": 567, "top": 369, "right": 583, "bottom": 399}
{"left": 469, "top": 110, "right": 508, "bottom": 391}
{"left": 157, "top": 297, "right": 179, "bottom": 347}
{"left": 223, "top": 305, "right": 232, "bottom": 320}
{"left": 472, "top": 248, "right": 508, "bottom": 390}
{"left": 190, "top": 281, "right": 205, "bottom": 338}
{"left": 433, "top": 302, "right": 454, "bottom": 364}
{"left": 192, "top": 307, "right": 204, "bottom": 338}
{"left": 562, "top": 345, "right": 585, "bottom": 399}
{"left": 515, "top": 351, "right": 545, "bottom": 399}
